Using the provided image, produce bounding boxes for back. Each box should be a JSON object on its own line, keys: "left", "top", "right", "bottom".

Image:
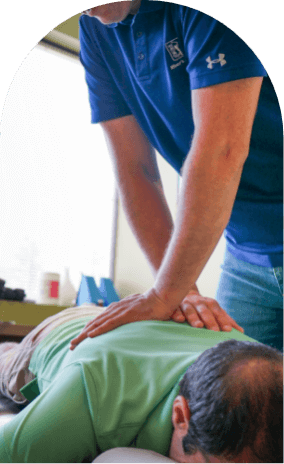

{"left": 1, "top": 320, "right": 256, "bottom": 462}
{"left": 29, "top": 320, "right": 256, "bottom": 454}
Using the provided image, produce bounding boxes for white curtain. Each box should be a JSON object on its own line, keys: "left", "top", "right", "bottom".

{"left": 0, "top": 44, "right": 117, "bottom": 301}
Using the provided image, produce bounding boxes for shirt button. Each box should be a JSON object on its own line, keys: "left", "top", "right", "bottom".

{"left": 138, "top": 53, "right": 145, "bottom": 60}
{"left": 136, "top": 31, "right": 143, "bottom": 38}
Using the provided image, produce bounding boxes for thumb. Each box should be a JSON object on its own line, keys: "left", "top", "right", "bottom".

{"left": 171, "top": 306, "right": 186, "bottom": 323}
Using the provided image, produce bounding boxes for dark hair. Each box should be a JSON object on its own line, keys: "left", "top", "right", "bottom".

{"left": 179, "top": 340, "right": 283, "bottom": 463}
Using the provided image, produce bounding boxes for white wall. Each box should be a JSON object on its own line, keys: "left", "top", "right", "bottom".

{"left": 113, "top": 154, "right": 226, "bottom": 300}
{"left": 196, "top": 235, "right": 226, "bottom": 298}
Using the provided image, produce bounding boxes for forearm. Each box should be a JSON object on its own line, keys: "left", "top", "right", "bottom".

{"left": 154, "top": 143, "right": 245, "bottom": 311}
{"left": 102, "top": 115, "right": 175, "bottom": 277}
{"left": 118, "top": 170, "right": 174, "bottom": 276}
{"left": 118, "top": 167, "right": 201, "bottom": 296}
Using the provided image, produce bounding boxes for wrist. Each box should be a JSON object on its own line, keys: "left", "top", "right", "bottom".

{"left": 150, "top": 284, "right": 181, "bottom": 314}
{"left": 144, "top": 287, "right": 174, "bottom": 317}
{"left": 188, "top": 283, "right": 200, "bottom": 295}
{"left": 153, "top": 278, "right": 199, "bottom": 311}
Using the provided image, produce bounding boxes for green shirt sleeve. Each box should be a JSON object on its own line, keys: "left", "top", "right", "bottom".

{"left": 0, "top": 365, "right": 98, "bottom": 463}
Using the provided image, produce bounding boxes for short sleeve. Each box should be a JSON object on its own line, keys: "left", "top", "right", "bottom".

{"left": 1, "top": 365, "right": 98, "bottom": 463}
{"left": 79, "top": 15, "right": 132, "bottom": 123}
{"left": 181, "top": 9, "right": 267, "bottom": 90}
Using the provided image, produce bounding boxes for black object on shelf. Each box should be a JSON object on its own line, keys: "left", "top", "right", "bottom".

{"left": 0, "top": 279, "right": 26, "bottom": 302}
{"left": 0, "top": 279, "right": 5, "bottom": 293}
{"left": 2, "top": 288, "right": 15, "bottom": 300}
{"left": 13, "top": 289, "right": 26, "bottom": 301}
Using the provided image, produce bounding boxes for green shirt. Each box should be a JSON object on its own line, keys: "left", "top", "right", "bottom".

{"left": 0, "top": 319, "right": 255, "bottom": 463}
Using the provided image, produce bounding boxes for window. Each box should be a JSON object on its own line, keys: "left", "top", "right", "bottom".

{"left": 0, "top": 44, "right": 117, "bottom": 301}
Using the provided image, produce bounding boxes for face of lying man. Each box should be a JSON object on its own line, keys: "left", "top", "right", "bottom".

{"left": 83, "top": 0, "right": 141, "bottom": 24}
{"left": 170, "top": 396, "right": 255, "bottom": 463}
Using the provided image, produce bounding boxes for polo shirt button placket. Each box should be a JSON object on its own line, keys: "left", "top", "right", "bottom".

{"left": 133, "top": 24, "right": 149, "bottom": 80}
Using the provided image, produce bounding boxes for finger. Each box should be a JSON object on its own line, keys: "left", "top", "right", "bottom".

{"left": 70, "top": 304, "right": 127, "bottom": 349}
{"left": 82, "top": 294, "right": 140, "bottom": 329}
{"left": 184, "top": 294, "right": 220, "bottom": 332}
{"left": 201, "top": 299, "right": 232, "bottom": 332}
{"left": 75, "top": 304, "right": 122, "bottom": 333}
{"left": 230, "top": 318, "right": 244, "bottom": 333}
{"left": 70, "top": 317, "right": 106, "bottom": 347}
{"left": 70, "top": 316, "right": 109, "bottom": 348}
{"left": 171, "top": 307, "right": 186, "bottom": 323}
{"left": 69, "top": 332, "right": 88, "bottom": 349}
{"left": 207, "top": 299, "right": 244, "bottom": 333}
{"left": 82, "top": 310, "right": 112, "bottom": 330}
{"left": 85, "top": 316, "right": 124, "bottom": 338}
{"left": 180, "top": 302, "right": 205, "bottom": 329}
{"left": 85, "top": 307, "right": 141, "bottom": 339}
{"left": 193, "top": 303, "right": 221, "bottom": 331}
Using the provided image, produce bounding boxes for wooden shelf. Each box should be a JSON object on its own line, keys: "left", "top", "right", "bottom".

{"left": 0, "top": 322, "right": 35, "bottom": 341}
{"left": 0, "top": 322, "right": 35, "bottom": 336}
{"left": 0, "top": 300, "right": 68, "bottom": 326}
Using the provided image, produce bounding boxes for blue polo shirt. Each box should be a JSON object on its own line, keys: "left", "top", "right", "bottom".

{"left": 79, "top": 0, "right": 283, "bottom": 267}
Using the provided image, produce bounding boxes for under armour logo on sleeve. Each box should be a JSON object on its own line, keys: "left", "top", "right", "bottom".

{"left": 206, "top": 54, "right": 227, "bottom": 69}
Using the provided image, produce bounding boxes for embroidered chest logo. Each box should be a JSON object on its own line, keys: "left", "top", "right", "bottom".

{"left": 165, "top": 38, "right": 184, "bottom": 61}
{"left": 206, "top": 53, "right": 227, "bottom": 69}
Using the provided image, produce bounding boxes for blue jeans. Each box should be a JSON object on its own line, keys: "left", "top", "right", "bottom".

{"left": 216, "top": 246, "right": 283, "bottom": 351}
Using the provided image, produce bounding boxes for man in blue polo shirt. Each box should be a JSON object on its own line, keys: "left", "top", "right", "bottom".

{"left": 72, "top": 0, "right": 283, "bottom": 352}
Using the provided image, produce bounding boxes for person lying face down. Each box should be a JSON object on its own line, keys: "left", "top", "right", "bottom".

{"left": 0, "top": 313, "right": 282, "bottom": 463}
{"left": 169, "top": 340, "right": 283, "bottom": 463}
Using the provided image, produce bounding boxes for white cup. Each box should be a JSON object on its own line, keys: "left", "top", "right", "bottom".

{"left": 38, "top": 272, "right": 60, "bottom": 305}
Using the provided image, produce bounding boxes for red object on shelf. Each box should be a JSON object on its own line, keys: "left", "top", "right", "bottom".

{"left": 49, "top": 281, "right": 59, "bottom": 299}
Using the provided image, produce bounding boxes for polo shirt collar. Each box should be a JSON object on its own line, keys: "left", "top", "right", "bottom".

{"left": 106, "top": 0, "right": 164, "bottom": 28}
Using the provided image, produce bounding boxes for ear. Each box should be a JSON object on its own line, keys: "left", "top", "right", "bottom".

{"left": 172, "top": 395, "right": 191, "bottom": 436}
